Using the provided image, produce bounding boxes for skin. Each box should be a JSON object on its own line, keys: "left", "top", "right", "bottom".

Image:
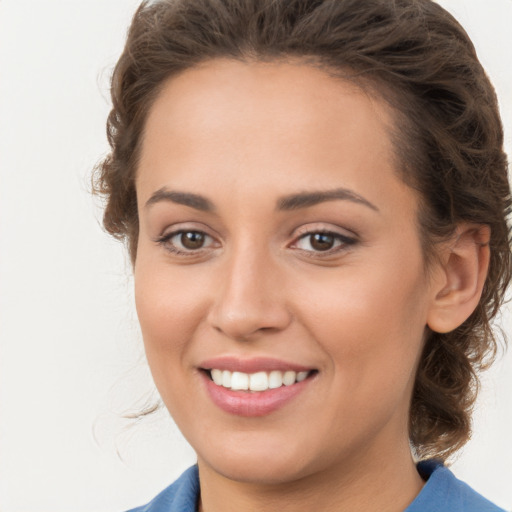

{"left": 133, "top": 59, "right": 487, "bottom": 512}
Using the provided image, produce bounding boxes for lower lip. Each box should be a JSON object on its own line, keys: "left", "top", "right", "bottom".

{"left": 202, "top": 372, "right": 314, "bottom": 417}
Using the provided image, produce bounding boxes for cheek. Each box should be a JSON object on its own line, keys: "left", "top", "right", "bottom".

{"left": 133, "top": 262, "right": 210, "bottom": 426}
{"left": 294, "top": 254, "right": 429, "bottom": 392}
{"left": 133, "top": 256, "right": 208, "bottom": 378}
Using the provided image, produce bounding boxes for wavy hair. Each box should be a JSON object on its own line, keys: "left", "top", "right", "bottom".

{"left": 93, "top": 0, "right": 511, "bottom": 461}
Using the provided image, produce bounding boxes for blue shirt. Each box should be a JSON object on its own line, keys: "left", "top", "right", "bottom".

{"left": 126, "top": 460, "right": 506, "bottom": 512}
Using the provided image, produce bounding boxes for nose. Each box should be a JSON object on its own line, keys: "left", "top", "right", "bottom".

{"left": 207, "top": 243, "right": 292, "bottom": 341}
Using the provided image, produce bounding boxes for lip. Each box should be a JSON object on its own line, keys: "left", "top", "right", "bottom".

{"left": 199, "top": 356, "right": 313, "bottom": 373}
{"left": 198, "top": 356, "right": 317, "bottom": 417}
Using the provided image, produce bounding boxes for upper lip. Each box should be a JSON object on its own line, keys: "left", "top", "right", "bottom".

{"left": 199, "top": 356, "right": 315, "bottom": 374}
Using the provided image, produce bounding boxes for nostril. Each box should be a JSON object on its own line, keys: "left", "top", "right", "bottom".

{"left": 207, "top": 280, "right": 292, "bottom": 341}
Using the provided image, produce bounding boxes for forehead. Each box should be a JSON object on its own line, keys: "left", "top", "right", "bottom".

{"left": 136, "top": 58, "right": 415, "bottom": 222}
{"left": 143, "top": 58, "right": 392, "bottom": 135}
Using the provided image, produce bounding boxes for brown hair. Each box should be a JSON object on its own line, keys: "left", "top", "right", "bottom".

{"left": 94, "top": 0, "right": 511, "bottom": 461}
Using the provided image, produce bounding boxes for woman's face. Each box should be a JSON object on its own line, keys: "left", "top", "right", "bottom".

{"left": 134, "top": 59, "right": 440, "bottom": 484}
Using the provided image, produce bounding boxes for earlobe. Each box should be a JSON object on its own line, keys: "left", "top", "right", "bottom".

{"left": 427, "top": 224, "right": 490, "bottom": 334}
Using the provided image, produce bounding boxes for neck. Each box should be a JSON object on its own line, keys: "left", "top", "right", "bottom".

{"left": 197, "top": 440, "right": 424, "bottom": 512}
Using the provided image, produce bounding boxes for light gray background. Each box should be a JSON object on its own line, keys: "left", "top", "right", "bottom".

{"left": 0, "top": 1, "right": 511, "bottom": 511}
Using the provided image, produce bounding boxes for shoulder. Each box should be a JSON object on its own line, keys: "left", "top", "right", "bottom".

{"left": 125, "top": 465, "right": 200, "bottom": 512}
{"left": 405, "top": 459, "right": 507, "bottom": 512}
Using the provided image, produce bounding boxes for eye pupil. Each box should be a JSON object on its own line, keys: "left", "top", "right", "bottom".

{"left": 181, "top": 231, "right": 205, "bottom": 249}
{"left": 310, "top": 233, "right": 334, "bottom": 251}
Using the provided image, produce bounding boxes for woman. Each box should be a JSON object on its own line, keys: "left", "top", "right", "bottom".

{"left": 94, "top": 0, "right": 511, "bottom": 510}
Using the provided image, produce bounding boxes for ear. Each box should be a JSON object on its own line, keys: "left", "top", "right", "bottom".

{"left": 427, "top": 224, "right": 490, "bottom": 334}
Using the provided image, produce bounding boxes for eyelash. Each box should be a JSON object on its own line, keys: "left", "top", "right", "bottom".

{"left": 154, "top": 228, "right": 357, "bottom": 258}
{"left": 155, "top": 230, "right": 217, "bottom": 256}
{"left": 291, "top": 230, "right": 357, "bottom": 257}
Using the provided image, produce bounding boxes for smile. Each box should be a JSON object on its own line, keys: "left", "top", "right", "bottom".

{"left": 199, "top": 358, "right": 318, "bottom": 417}
{"left": 208, "top": 369, "right": 311, "bottom": 392}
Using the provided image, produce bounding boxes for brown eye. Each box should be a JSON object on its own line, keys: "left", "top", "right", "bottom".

{"left": 309, "top": 233, "right": 335, "bottom": 251}
{"left": 156, "top": 229, "right": 216, "bottom": 255}
{"left": 292, "top": 230, "right": 356, "bottom": 255}
{"left": 180, "top": 231, "right": 206, "bottom": 249}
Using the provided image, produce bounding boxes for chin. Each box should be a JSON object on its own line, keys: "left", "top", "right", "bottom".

{"left": 203, "top": 456, "right": 311, "bottom": 485}
{"left": 195, "top": 431, "right": 329, "bottom": 485}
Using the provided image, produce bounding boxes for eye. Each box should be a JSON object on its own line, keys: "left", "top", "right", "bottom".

{"left": 156, "top": 229, "right": 216, "bottom": 254}
{"left": 292, "top": 231, "right": 356, "bottom": 254}
{"left": 176, "top": 231, "right": 208, "bottom": 250}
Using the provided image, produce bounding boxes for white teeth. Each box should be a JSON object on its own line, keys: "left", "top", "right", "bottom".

{"left": 268, "top": 370, "right": 283, "bottom": 389}
{"left": 211, "top": 369, "right": 223, "bottom": 385}
{"left": 222, "top": 370, "right": 232, "bottom": 388}
{"left": 296, "top": 371, "right": 309, "bottom": 382}
{"left": 249, "top": 371, "right": 268, "bottom": 391}
{"left": 283, "top": 371, "right": 297, "bottom": 386}
{"left": 231, "top": 371, "right": 249, "bottom": 390}
{"left": 209, "top": 369, "right": 311, "bottom": 392}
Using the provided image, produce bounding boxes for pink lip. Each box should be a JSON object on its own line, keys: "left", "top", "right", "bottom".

{"left": 202, "top": 374, "right": 313, "bottom": 417}
{"left": 199, "top": 356, "right": 313, "bottom": 373}
{"left": 198, "top": 357, "right": 317, "bottom": 417}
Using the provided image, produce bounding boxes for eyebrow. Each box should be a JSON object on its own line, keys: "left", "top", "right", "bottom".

{"left": 144, "top": 188, "right": 215, "bottom": 212}
{"left": 277, "top": 188, "right": 379, "bottom": 212}
{"left": 144, "top": 186, "right": 378, "bottom": 213}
